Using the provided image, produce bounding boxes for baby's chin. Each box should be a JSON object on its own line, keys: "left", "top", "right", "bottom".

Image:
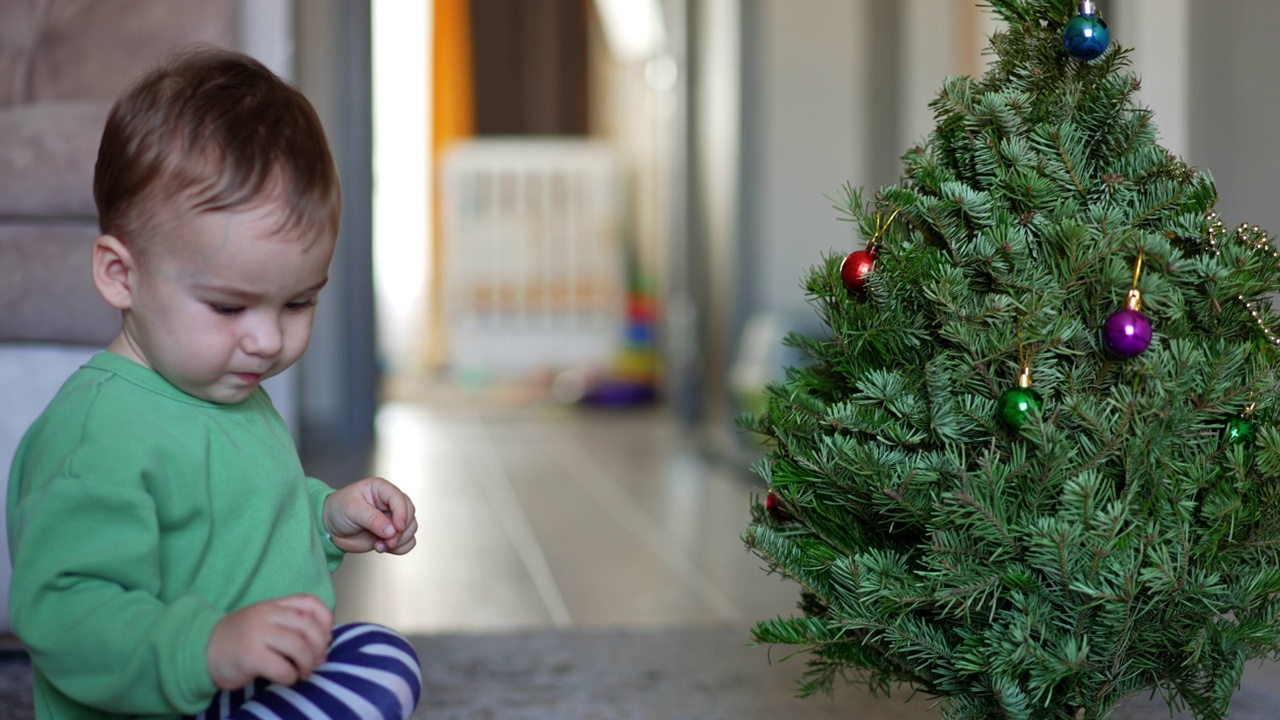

{"left": 173, "top": 378, "right": 260, "bottom": 405}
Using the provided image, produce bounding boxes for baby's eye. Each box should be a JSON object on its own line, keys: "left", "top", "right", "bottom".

{"left": 285, "top": 299, "right": 318, "bottom": 312}
{"left": 209, "top": 304, "right": 245, "bottom": 316}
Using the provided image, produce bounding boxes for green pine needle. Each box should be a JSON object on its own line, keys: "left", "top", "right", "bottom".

{"left": 741, "top": 1, "right": 1280, "bottom": 717}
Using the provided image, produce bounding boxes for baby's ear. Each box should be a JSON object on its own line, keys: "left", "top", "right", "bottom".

{"left": 91, "top": 235, "right": 136, "bottom": 310}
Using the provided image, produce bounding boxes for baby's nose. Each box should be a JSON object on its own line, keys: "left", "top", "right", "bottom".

{"left": 242, "top": 314, "right": 283, "bottom": 357}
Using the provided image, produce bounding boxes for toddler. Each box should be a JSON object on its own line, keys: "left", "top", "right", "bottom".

{"left": 7, "top": 48, "right": 422, "bottom": 720}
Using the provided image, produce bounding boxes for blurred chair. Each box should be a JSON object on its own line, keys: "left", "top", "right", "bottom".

{"left": 0, "top": 0, "right": 237, "bottom": 635}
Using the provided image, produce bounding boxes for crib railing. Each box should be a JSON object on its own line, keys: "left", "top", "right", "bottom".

{"left": 439, "top": 139, "right": 626, "bottom": 376}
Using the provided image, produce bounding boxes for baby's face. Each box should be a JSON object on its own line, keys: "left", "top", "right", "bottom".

{"left": 116, "top": 201, "right": 335, "bottom": 404}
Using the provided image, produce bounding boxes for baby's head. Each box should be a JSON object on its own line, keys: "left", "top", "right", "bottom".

{"left": 95, "top": 46, "right": 340, "bottom": 263}
{"left": 91, "top": 47, "right": 342, "bottom": 404}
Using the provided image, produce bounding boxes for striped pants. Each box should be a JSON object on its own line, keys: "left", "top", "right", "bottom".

{"left": 185, "top": 623, "right": 422, "bottom": 720}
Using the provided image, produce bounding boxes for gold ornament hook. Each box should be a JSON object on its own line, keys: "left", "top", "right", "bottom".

{"left": 1015, "top": 322, "right": 1032, "bottom": 386}
{"left": 1126, "top": 247, "right": 1144, "bottom": 312}
{"left": 875, "top": 207, "right": 902, "bottom": 238}
{"left": 1017, "top": 364, "right": 1034, "bottom": 389}
{"left": 868, "top": 207, "right": 902, "bottom": 252}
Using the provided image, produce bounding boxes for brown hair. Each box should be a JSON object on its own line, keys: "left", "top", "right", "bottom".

{"left": 94, "top": 46, "right": 341, "bottom": 252}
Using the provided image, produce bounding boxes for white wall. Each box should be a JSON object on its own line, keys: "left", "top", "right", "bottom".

{"left": 239, "top": 0, "right": 295, "bottom": 79}
{"left": 743, "top": 0, "right": 1004, "bottom": 321}
{"left": 900, "top": 0, "right": 1000, "bottom": 152}
{"left": 1116, "top": 0, "right": 1280, "bottom": 239}
{"left": 1113, "top": 0, "right": 1189, "bottom": 158}
{"left": 748, "top": 0, "right": 866, "bottom": 318}
{"left": 239, "top": 0, "right": 300, "bottom": 435}
{"left": 371, "top": 0, "right": 430, "bottom": 378}
{"left": 1185, "top": 0, "right": 1280, "bottom": 234}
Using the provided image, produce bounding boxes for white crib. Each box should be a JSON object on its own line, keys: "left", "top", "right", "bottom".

{"left": 439, "top": 139, "right": 626, "bottom": 377}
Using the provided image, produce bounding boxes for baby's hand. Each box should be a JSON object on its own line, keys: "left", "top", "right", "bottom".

{"left": 323, "top": 476, "right": 418, "bottom": 555}
{"left": 206, "top": 594, "right": 332, "bottom": 690}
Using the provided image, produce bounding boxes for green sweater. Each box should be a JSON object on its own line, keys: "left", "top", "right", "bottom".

{"left": 7, "top": 352, "right": 345, "bottom": 720}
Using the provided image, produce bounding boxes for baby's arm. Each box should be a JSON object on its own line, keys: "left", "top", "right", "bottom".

{"left": 8, "top": 475, "right": 223, "bottom": 715}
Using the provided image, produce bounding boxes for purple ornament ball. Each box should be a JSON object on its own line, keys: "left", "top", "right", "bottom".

{"left": 1103, "top": 308, "right": 1152, "bottom": 358}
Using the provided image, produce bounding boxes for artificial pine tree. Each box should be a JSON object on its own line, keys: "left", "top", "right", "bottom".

{"left": 740, "top": 1, "right": 1280, "bottom": 718}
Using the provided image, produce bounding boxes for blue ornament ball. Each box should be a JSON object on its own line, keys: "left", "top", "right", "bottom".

{"left": 1063, "top": 13, "right": 1109, "bottom": 61}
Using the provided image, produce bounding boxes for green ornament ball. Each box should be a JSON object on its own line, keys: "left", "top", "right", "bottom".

{"left": 1223, "top": 416, "right": 1256, "bottom": 446}
{"left": 997, "top": 387, "right": 1042, "bottom": 430}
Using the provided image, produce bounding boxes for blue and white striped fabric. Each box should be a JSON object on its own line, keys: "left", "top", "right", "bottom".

{"left": 186, "top": 623, "right": 422, "bottom": 720}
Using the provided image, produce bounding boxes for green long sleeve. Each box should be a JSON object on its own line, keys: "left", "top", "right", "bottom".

{"left": 8, "top": 352, "right": 342, "bottom": 720}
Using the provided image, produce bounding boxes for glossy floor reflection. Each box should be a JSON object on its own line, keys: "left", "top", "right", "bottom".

{"left": 331, "top": 399, "right": 800, "bottom": 634}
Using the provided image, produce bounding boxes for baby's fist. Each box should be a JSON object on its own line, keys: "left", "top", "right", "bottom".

{"left": 323, "top": 477, "right": 418, "bottom": 554}
{"left": 207, "top": 595, "right": 332, "bottom": 690}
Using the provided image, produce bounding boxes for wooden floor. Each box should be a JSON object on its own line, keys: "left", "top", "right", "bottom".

{"left": 331, "top": 397, "right": 800, "bottom": 634}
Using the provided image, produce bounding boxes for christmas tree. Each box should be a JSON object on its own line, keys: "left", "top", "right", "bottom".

{"left": 740, "top": 1, "right": 1280, "bottom": 718}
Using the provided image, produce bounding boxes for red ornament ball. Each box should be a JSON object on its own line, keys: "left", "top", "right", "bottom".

{"left": 840, "top": 248, "right": 876, "bottom": 291}
{"left": 766, "top": 491, "right": 791, "bottom": 522}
